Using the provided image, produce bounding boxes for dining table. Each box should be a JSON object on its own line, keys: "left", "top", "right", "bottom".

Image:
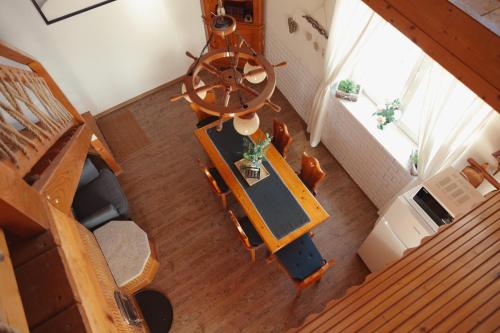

{"left": 194, "top": 119, "right": 330, "bottom": 253}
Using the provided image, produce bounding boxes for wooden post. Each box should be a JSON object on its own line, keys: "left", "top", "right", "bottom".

{"left": 82, "top": 112, "right": 122, "bottom": 175}
{"left": 0, "top": 164, "right": 49, "bottom": 237}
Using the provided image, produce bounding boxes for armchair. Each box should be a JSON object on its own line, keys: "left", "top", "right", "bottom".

{"left": 72, "top": 155, "right": 129, "bottom": 229}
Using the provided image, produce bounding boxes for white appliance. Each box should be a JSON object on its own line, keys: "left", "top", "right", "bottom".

{"left": 358, "top": 167, "right": 485, "bottom": 272}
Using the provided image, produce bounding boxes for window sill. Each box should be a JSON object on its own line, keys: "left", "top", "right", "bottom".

{"left": 330, "top": 91, "right": 417, "bottom": 172}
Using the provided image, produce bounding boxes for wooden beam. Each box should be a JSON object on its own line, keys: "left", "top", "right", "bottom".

{"left": 0, "top": 164, "right": 49, "bottom": 237}
{"left": 0, "top": 39, "right": 36, "bottom": 66}
{"left": 82, "top": 112, "right": 122, "bottom": 175}
{"left": 48, "top": 206, "right": 120, "bottom": 333}
{"left": 362, "top": 0, "right": 500, "bottom": 112}
{"left": 33, "top": 124, "right": 93, "bottom": 215}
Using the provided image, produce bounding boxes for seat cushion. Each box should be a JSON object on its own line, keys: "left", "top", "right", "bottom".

{"left": 196, "top": 116, "right": 219, "bottom": 128}
{"left": 80, "top": 204, "right": 120, "bottom": 230}
{"left": 73, "top": 168, "right": 129, "bottom": 220}
{"left": 238, "top": 216, "right": 263, "bottom": 246}
{"left": 276, "top": 234, "right": 325, "bottom": 281}
{"left": 209, "top": 167, "right": 229, "bottom": 193}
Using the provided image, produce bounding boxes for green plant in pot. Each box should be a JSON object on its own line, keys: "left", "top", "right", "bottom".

{"left": 242, "top": 133, "right": 272, "bottom": 169}
{"left": 373, "top": 98, "right": 401, "bottom": 130}
{"left": 336, "top": 79, "right": 361, "bottom": 102}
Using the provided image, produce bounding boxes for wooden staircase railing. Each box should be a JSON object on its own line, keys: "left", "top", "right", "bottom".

{"left": 0, "top": 41, "right": 136, "bottom": 333}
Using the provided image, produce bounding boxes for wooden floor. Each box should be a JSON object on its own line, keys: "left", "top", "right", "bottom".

{"left": 97, "top": 81, "right": 378, "bottom": 332}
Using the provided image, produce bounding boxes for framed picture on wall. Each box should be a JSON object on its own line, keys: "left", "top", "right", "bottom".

{"left": 31, "top": 0, "right": 117, "bottom": 25}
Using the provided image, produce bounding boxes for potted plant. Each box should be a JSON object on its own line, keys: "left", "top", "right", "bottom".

{"left": 409, "top": 149, "right": 418, "bottom": 176}
{"left": 373, "top": 98, "right": 401, "bottom": 130}
{"left": 335, "top": 79, "right": 361, "bottom": 102}
{"left": 242, "top": 133, "right": 272, "bottom": 169}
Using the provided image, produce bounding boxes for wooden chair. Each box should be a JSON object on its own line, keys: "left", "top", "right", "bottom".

{"left": 272, "top": 118, "right": 292, "bottom": 159}
{"left": 228, "top": 210, "right": 264, "bottom": 263}
{"left": 272, "top": 234, "right": 334, "bottom": 296}
{"left": 198, "top": 160, "right": 231, "bottom": 209}
{"left": 191, "top": 91, "right": 219, "bottom": 128}
{"left": 299, "top": 152, "right": 326, "bottom": 196}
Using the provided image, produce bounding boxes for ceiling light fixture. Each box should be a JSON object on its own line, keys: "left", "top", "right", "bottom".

{"left": 169, "top": 0, "right": 286, "bottom": 135}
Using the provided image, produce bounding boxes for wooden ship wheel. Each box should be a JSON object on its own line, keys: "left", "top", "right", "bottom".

{"left": 170, "top": 5, "right": 286, "bottom": 135}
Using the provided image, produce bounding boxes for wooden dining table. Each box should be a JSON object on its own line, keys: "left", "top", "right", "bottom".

{"left": 194, "top": 119, "right": 330, "bottom": 253}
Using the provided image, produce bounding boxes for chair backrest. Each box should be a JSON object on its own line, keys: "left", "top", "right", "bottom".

{"left": 299, "top": 152, "right": 326, "bottom": 195}
{"left": 191, "top": 91, "right": 216, "bottom": 123}
{"left": 227, "top": 210, "right": 252, "bottom": 249}
{"left": 198, "top": 159, "right": 224, "bottom": 195}
{"left": 272, "top": 118, "right": 292, "bottom": 158}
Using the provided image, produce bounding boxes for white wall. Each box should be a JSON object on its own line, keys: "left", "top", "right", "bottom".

{"left": 322, "top": 97, "right": 414, "bottom": 209}
{"left": 0, "top": 0, "right": 205, "bottom": 114}
{"left": 264, "top": 0, "right": 331, "bottom": 120}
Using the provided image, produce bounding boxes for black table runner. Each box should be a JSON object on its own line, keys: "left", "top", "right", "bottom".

{"left": 207, "top": 121, "right": 310, "bottom": 239}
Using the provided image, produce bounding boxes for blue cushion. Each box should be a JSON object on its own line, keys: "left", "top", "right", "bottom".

{"left": 80, "top": 204, "right": 119, "bottom": 230}
{"left": 78, "top": 158, "right": 99, "bottom": 189}
{"left": 238, "top": 216, "right": 263, "bottom": 246}
{"left": 73, "top": 168, "right": 129, "bottom": 221}
{"left": 196, "top": 116, "right": 219, "bottom": 128}
{"left": 209, "top": 167, "right": 229, "bottom": 193}
{"left": 276, "top": 234, "right": 325, "bottom": 281}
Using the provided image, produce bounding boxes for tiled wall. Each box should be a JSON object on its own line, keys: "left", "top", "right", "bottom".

{"left": 266, "top": 29, "right": 412, "bottom": 209}
{"left": 322, "top": 99, "right": 413, "bottom": 209}
{"left": 265, "top": 30, "right": 321, "bottom": 122}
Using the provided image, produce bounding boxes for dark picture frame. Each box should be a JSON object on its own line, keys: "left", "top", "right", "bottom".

{"left": 31, "top": 0, "right": 117, "bottom": 25}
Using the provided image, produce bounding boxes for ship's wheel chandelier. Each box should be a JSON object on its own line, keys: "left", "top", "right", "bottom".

{"left": 169, "top": 1, "right": 286, "bottom": 135}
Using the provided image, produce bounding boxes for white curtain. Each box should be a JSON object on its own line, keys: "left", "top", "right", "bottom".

{"left": 378, "top": 59, "right": 495, "bottom": 216}
{"left": 416, "top": 62, "right": 494, "bottom": 179}
{"left": 307, "top": 0, "right": 379, "bottom": 147}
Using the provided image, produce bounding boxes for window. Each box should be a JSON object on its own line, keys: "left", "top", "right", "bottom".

{"left": 337, "top": 12, "right": 493, "bottom": 146}
{"left": 349, "top": 22, "right": 423, "bottom": 106}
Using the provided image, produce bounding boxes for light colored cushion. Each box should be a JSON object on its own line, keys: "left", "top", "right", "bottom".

{"left": 93, "top": 220, "right": 150, "bottom": 287}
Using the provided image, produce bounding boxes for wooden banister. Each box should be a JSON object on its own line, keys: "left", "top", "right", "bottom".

{"left": 0, "top": 40, "right": 84, "bottom": 123}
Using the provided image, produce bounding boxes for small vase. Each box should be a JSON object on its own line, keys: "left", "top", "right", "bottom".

{"left": 245, "top": 159, "right": 262, "bottom": 169}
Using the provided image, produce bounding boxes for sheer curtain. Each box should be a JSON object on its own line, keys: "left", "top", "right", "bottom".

{"left": 307, "top": 0, "right": 379, "bottom": 147}
{"left": 416, "top": 62, "right": 494, "bottom": 179}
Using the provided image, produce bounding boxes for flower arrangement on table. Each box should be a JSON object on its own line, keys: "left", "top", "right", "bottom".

{"left": 373, "top": 98, "right": 401, "bottom": 130}
{"left": 242, "top": 133, "right": 272, "bottom": 169}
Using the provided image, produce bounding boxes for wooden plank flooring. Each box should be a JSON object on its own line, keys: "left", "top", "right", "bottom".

{"left": 97, "top": 82, "right": 378, "bottom": 332}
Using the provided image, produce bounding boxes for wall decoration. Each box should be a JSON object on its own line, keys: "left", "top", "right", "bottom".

{"left": 305, "top": 31, "right": 313, "bottom": 41}
{"left": 313, "top": 41, "right": 320, "bottom": 52}
{"left": 288, "top": 17, "right": 298, "bottom": 34}
{"left": 31, "top": 0, "right": 117, "bottom": 25}
{"left": 302, "top": 14, "right": 329, "bottom": 39}
{"left": 287, "top": 0, "right": 332, "bottom": 56}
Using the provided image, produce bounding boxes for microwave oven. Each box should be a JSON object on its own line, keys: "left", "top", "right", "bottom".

{"left": 403, "top": 167, "right": 485, "bottom": 232}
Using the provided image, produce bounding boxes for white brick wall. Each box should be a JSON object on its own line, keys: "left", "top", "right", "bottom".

{"left": 322, "top": 99, "right": 413, "bottom": 208}
{"left": 266, "top": 28, "right": 412, "bottom": 209}
{"left": 265, "top": 30, "right": 321, "bottom": 122}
